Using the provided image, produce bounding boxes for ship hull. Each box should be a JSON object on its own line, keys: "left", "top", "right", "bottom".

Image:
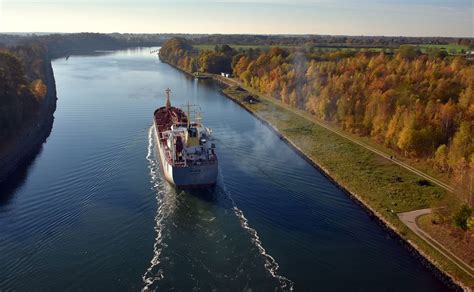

{"left": 153, "top": 122, "right": 217, "bottom": 188}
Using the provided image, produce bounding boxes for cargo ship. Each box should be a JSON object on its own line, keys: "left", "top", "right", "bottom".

{"left": 153, "top": 89, "right": 218, "bottom": 188}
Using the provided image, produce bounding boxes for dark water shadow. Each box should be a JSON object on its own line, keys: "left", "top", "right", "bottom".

{"left": 0, "top": 113, "right": 54, "bottom": 206}
{"left": 177, "top": 186, "right": 218, "bottom": 203}
{"left": 0, "top": 143, "right": 47, "bottom": 206}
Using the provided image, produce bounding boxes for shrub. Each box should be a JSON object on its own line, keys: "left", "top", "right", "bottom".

{"left": 31, "top": 79, "right": 47, "bottom": 101}
{"left": 453, "top": 204, "right": 472, "bottom": 231}
{"left": 467, "top": 217, "right": 474, "bottom": 229}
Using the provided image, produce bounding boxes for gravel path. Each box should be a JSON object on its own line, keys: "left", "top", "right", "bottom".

{"left": 398, "top": 209, "right": 474, "bottom": 278}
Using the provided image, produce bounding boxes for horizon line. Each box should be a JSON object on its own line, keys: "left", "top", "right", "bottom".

{"left": 1, "top": 31, "right": 473, "bottom": 39}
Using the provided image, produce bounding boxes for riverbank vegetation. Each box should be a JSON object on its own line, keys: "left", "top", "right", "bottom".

{"left": 160, "top": 37, "right": 474, "bottom": 287}
{"left": 160, "top": 38, "right": 473, "bottom": 202}
{"left": 0, "top": 44, "right": 50, "bottom": 141}
{"left": 232, "top": 46, "right": 473, "bottom": 197}
{"left": 221, "top": 83, "right": 474, "bottom": 287}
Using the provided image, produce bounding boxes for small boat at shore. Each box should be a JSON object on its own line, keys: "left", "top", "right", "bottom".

{"left": 194, "top": 72, "right": 211, "bottom": 79}
{"left": 152, "top": 88, "right": 218, "bottom": 188}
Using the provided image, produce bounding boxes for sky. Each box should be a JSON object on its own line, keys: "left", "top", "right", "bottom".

{"left": 0, "top": 0, "right": 472, "bottom": 37}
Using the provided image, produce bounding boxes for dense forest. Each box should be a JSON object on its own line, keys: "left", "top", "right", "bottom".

{"left": 160, "top": 37, "right": 474, "bottom": 198}
{"left": 0, "top": 44, "right": 50, "bottom": 139}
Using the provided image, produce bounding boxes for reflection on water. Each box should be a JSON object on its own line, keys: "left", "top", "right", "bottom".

{"left": 0, "top": 47, "right": 449, "bottom": 291}
{"left": 0, "top": 130, "right": 51, "bottom": 207}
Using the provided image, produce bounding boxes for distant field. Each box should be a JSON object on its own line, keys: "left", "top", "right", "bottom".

{"left": 195, "top": 43, "right": 470, "bottom": 55}
{"left": 312, "top": 47, "right": 387, "bottom": 52}
{"left": 405, "top": 44, "right": 469, "bottom": 54}
{"left": 194, "top": 44, "right": 388, "bottom": 52}
{"left": 193, "top": 44, "right": 297, "bottom": 50}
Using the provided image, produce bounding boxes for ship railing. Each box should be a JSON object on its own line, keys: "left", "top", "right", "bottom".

{"left": 168, "top": 159, "right": 217, "bottom": 167}
{"left": 164, "top": 149, "right": 217, "bottom": 167}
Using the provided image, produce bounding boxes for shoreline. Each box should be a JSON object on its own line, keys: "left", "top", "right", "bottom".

{"left": 220, "top": 87, "right": 467, "bottom": 291}
{"left": 158, "top": 58, "right": 467, "bottom": 290}
{"left": 0, "top": 56, "right": 57, "bottom": 184}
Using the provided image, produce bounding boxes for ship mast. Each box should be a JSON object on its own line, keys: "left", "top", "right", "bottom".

{"left": 187, "top": 101, "right": 191, "bottom": 128}
{"left": 165, "top": 88, "right": 171, "bottom": 109}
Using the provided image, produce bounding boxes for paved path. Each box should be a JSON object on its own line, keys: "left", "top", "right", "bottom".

{"left": 398, "top": 209, "right": 474, "bottom": 278}
{"left": 222, "top": 76, "right": 454, "bottom": 193}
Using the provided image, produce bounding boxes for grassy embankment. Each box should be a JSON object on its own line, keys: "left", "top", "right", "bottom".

{"left": 221, "top": 84, "right": 473, "bottom": 289}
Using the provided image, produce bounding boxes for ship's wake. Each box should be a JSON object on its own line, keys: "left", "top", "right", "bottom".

{"left": 218, "top": 171, "right": 295, "bottom": 291}
{"left": 142, "top": 127, "right": 293, "bottom": 291}
{"left": 142, "top": 127, "right": 175, "bottom": 291}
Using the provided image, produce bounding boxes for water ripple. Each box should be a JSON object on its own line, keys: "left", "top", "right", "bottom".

{"left": 218, "top": 172, "right": 295, "bottom": 291}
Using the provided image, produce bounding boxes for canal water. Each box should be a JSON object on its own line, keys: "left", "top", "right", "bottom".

{"left": 0, "top": 48, "right": 449, "bottom": 291}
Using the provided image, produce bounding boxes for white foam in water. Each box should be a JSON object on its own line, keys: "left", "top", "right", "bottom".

{"left": 218, "top": 172, "right": 295, "bottom": 291}
{"left": 142, "top": 127, "right": 173, "bottom": 291}
{"left": 142, "top": 127, "right": 293, "bottom": 291}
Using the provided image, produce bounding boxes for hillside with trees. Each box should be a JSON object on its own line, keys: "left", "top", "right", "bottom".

{"left": 0, "top": 44, "right": 51, "bottom": 140}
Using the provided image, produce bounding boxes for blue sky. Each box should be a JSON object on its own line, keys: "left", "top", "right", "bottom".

{"left": 0, "top": 0, "right": 472, "bottom": 37}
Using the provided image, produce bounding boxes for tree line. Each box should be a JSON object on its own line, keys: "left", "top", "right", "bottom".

{"left": 160, "top": 38, "right": 473, "bottom": 203}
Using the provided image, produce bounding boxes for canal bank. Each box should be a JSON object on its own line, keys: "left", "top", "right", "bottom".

{"left": 159, "top": 58, "right": 468, "bottom": 290}
{"left": 0, "top": 57, "right": 57, "bottom": 184}
{"left": 219, "top": 83, "right": 471, "bottom": 290}
{"left": 219, "top": 85, "right": 468, "bottom": 291}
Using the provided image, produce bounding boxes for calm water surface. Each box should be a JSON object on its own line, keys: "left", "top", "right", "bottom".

{"left": 0, "top": 48, "right": 449, "bottom": 291}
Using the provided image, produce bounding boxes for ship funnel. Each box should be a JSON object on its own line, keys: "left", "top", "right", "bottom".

{"left": 165, "top": 88, "right": 171, "bottom": 109}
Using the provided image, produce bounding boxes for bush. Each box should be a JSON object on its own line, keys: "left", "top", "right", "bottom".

{"left": 467, "top": 217, "right": 474, "bottom": 229}
{"left": 31, "top": 79, "right": 47, "bottom": 101}
{"left": 453, "top": 204, "right": 472, "bottom": 231}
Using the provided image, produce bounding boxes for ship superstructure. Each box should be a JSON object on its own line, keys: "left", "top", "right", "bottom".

{"left": 153, "top": 89, "right": 217, "bottom": 187}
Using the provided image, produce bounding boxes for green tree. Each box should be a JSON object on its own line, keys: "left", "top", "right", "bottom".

{"left": 453, "top": 204, "right": 472, "bottom": 230}
{"left": 397, "top": 114, "right": 416, "bottom": 155}
{"left": 434, "top": 144, "right": 448, "bottom": 171}
{"left": 448, "top": 122, "right": 473, "bottom": 169}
